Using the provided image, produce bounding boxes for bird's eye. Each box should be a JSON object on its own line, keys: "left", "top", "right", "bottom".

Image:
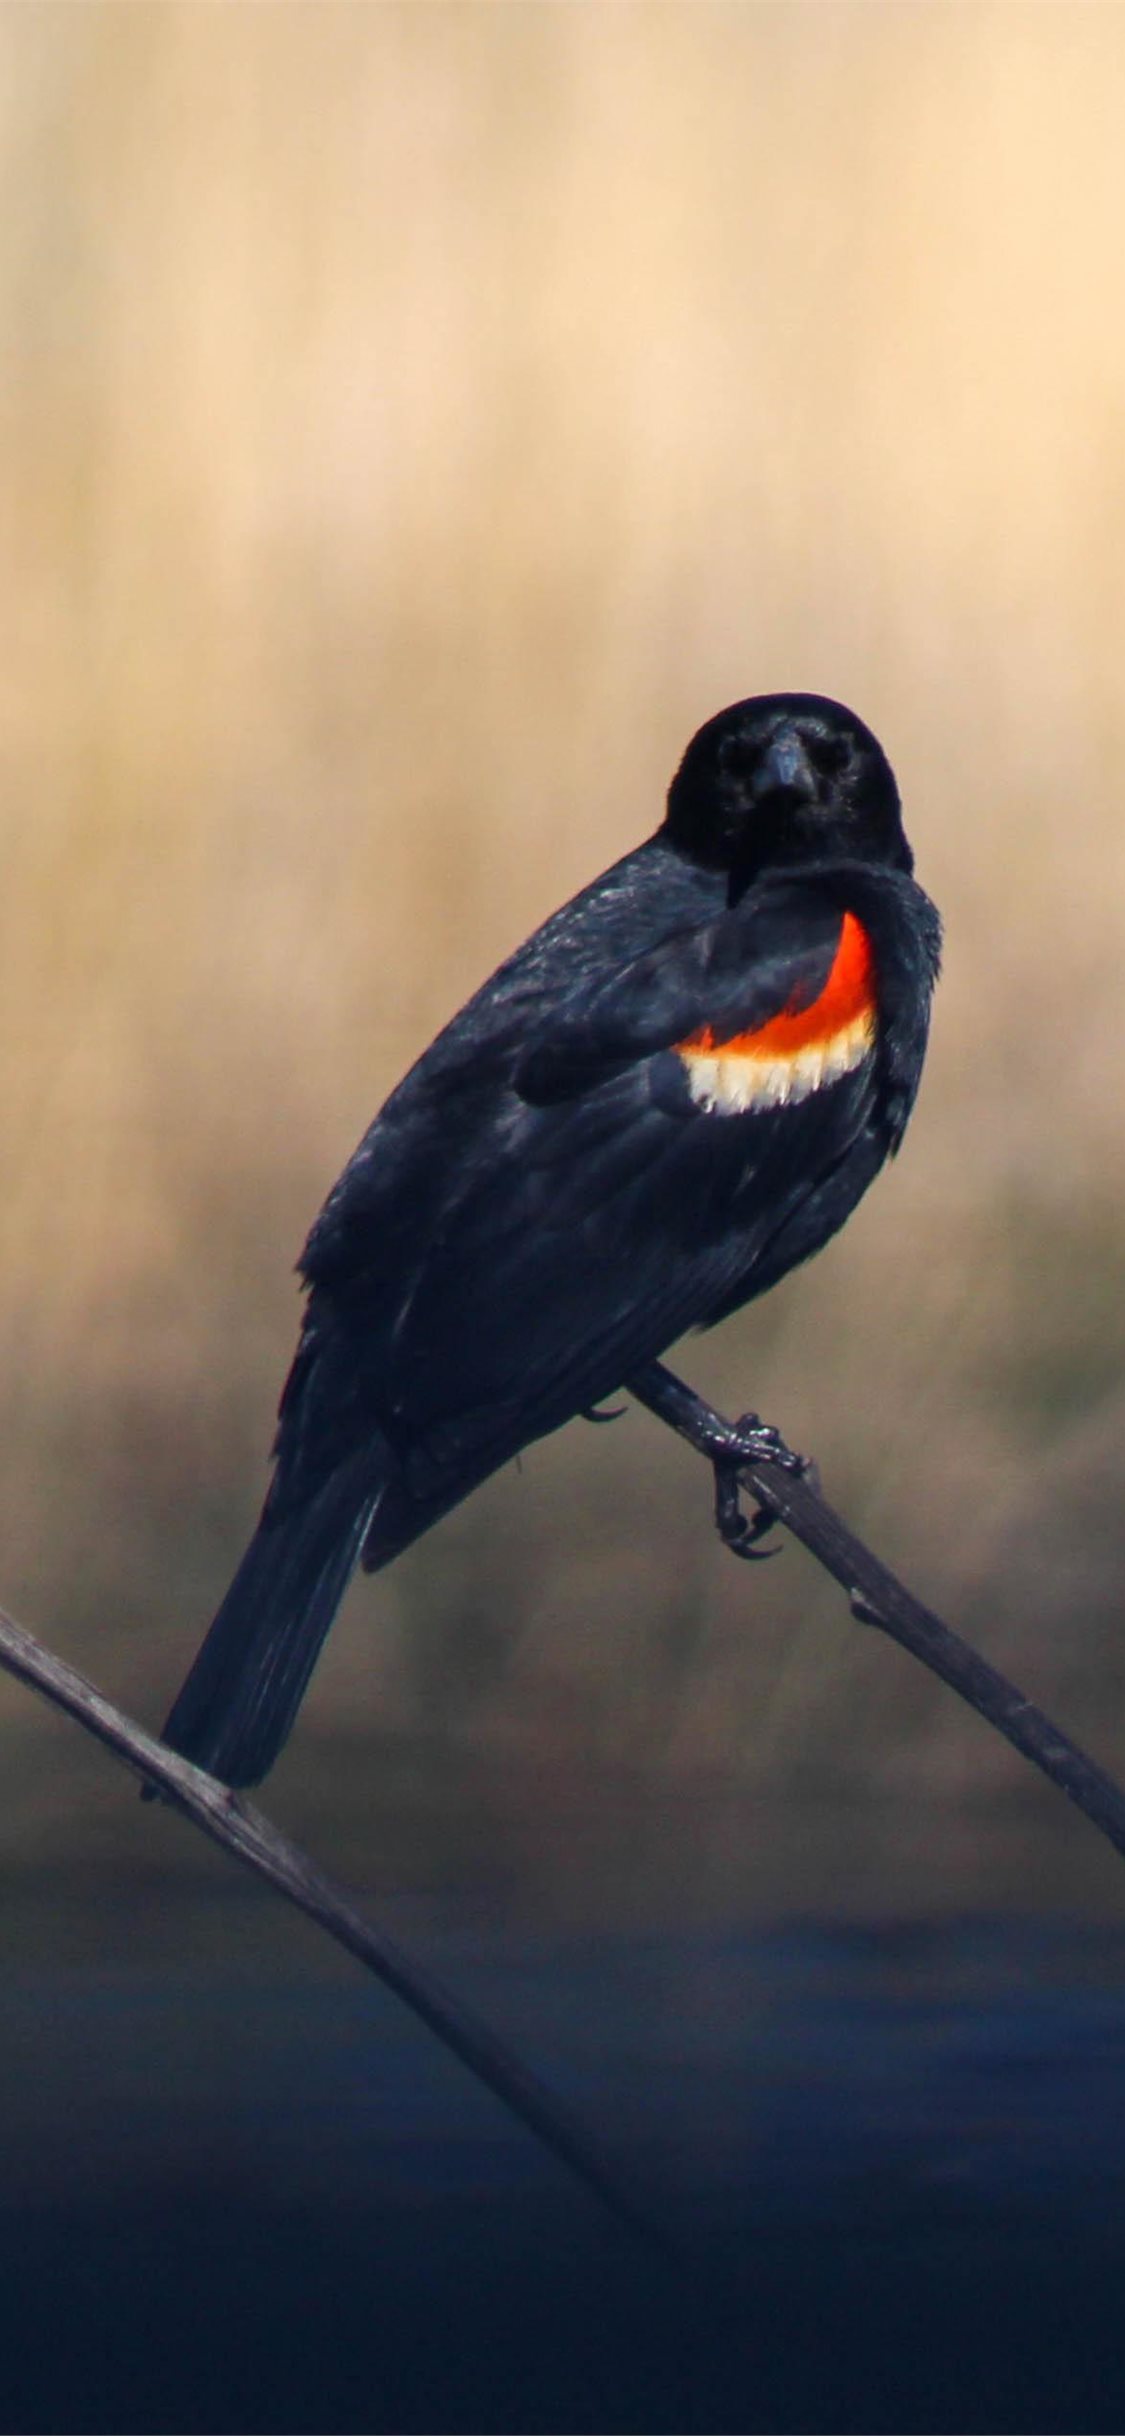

{"left": 807, "top": 734, "right": 850, "bottom": 780}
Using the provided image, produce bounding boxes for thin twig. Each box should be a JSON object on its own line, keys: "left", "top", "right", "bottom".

{"left": 5, "top": 1364, "right": 1125, "bottom": 2267}
{"left": 0, "top": 1603, "right": 675, "bottom": 2266}
{"left": 630, "top": 1360, "right": 1125, "bottom": 1867}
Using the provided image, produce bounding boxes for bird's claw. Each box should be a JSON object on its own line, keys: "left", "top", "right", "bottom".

{"left": 713, "top": 1463, "right": 780, "bottom": 1561}
{"left": 709, "top": 1409, "right": 817, "bottom": 1561}
{"left": 727, "top": 1411, "right": 810, "bottom": 1477}
{"left": 581, "top": 1400, "right": 627, "bottom": 1425}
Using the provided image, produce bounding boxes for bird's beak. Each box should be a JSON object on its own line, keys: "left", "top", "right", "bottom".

{"left": 750, "top": 728, "right": 816, "bottom": 807}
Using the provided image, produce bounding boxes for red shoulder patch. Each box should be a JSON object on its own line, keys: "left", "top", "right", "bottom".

{"left": 682, "top": 910, "right": 876, "bottom": 1058}
{"left": 677, "top": 912, "right": 877, "bottom": 1116}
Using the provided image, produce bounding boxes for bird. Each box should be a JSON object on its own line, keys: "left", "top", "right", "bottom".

{"left": 157, "top": 691, "right": 941, "bottom": 1789}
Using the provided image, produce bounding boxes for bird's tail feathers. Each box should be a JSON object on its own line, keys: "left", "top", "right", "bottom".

{"left": 159, "top": 1454, "right": 382, "bottom": 1789}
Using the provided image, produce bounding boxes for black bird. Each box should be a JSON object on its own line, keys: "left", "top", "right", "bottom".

{"left": 160, "top": 692, "right": 940, "bottom": 1787}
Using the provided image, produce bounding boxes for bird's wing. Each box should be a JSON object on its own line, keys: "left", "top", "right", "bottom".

{"left": 376, "top": 881, "right": 883, "bottom": 1482}
{"left": 514, "top": 881, "right": 845, "bottom": 1102}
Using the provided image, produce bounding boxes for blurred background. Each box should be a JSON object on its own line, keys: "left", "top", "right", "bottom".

{"left": 4, "top": 0, "right": 1125, "bottom": 1939}
{"left": 10, "top": 13, "right": 1125, "bottom": 2428}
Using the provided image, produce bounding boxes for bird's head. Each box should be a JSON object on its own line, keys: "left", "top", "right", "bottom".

{"left": 663, "top": 693, "right": 911, "bottom": 883}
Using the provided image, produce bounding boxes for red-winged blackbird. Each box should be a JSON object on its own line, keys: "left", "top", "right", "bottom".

{"left": 159, "top": 693, "right": 940, "bottom": 1786}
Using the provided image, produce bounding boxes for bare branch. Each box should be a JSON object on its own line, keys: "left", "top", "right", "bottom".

{"left": 5, "top": 1361, "right": 1125, "bottom": 2275}
{"left": 630, "top": 1360, "right": 1125, "bottom": 1867}
{"left": 0, "top": 1603, "right": 673, "bottom": 2265}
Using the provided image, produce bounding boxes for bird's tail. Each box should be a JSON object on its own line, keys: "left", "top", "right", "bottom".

{"left": 158, "top": 1455, "right": 383, "bottom": 1789}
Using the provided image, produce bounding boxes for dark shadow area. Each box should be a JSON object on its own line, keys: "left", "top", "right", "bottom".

{"left": 3, "top": 1917, "right": 1125, "bottom": 2432}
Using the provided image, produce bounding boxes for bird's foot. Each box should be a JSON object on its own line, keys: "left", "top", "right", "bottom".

{"left": 725, "top": 1410, "right": 810, "bottom": 1476}
{"left": 713, "top": 1464, "right": 778, "bottom": 1560}
{"left": 581, "top": 1399, "right": 627, "bottom": 1425}
{"left": 710, "top": 1413, "right": 815, "bottom": 1562}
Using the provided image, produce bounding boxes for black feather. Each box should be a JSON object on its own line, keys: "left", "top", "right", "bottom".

{"left": 155, "top": 692, "right": 941, "bottom": 1786}
{"left": 159, "top": 1456, "right": 380, "bottom": 1786}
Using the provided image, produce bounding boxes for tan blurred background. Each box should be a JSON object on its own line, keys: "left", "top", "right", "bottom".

{"left": 3, "top": 0, "right": 1125, "bottom": 1937}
